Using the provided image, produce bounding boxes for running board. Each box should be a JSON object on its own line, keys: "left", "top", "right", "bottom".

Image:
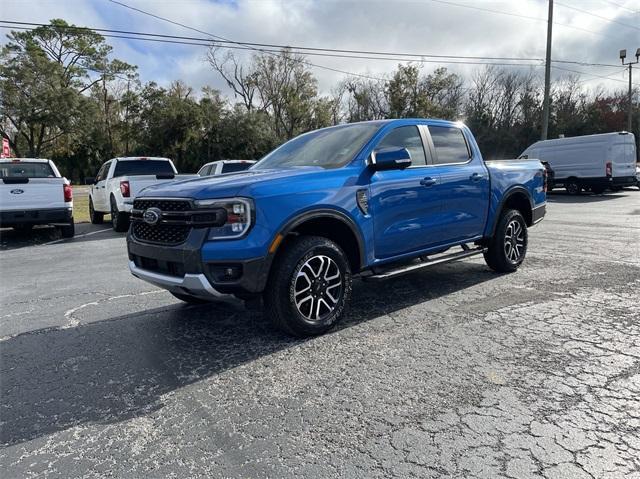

{"left": 363, "top": 246, "right": 487, "bottom": 281}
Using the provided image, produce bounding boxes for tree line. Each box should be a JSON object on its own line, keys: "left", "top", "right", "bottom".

{"left": 1, "top": 20, "right": 637, "bottom": 182}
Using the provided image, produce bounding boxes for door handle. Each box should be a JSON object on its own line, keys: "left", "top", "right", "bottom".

{"left": 420, "top": 177, "right": 437, "bottom": 187}
{"left": 470, "top": 173, "right": 484, "bottom": 181}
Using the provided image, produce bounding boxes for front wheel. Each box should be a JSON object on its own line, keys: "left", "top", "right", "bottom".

{"left": 264, "top": 236, "right": 352, "bottom": 337}
{"left": 111, "top": 197, "right": 130, "bottom": 232}
{"left": 484, "top": 209, "right": 528, "bottom": 273}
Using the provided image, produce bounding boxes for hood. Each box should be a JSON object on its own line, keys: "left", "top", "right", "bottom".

{"left": 137, "top": 167, "right": 328, "bottom": 199}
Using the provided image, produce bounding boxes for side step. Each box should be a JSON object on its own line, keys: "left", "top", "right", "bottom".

{"left": 363, "top": 245, "right": 487, "bottom": 281}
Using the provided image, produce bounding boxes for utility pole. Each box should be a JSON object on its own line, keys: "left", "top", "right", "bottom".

{"left": 541, "top": 0, "right": 553, "bottom": 140}
{"left": 620, "top": 48, "right": 639, "bottom": 132}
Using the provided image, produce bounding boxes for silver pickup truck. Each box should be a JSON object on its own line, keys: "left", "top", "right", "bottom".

{"left": 0, "top": 158, "right": 74, "bottom": 237}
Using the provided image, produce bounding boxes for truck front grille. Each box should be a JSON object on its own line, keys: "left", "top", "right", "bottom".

{"left": 133, "top": 198, "right": 191, "bottom": 212}
{"left": 132, "top": 221, "right": 190, "bottom": 245}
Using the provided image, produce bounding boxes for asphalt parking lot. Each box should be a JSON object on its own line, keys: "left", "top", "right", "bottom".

{"left": 1, "top": 190, "right": 639, "bottom": 478}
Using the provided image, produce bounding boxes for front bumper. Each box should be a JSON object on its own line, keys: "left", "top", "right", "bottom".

{"left": 0, "top": 207, "right": 72, "bottom": 227}
{"left": 127, "top": 230, "right": 272, "bottom": 299}
{"left": 129, "top": 260, "right": 234, "bottom": 300}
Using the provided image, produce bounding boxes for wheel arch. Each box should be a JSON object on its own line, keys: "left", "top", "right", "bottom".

{"left": 490, "top": 187, "right": 534, "bottom": 236}
{"left": 274, "top": 209, "right": 365, "bottom": 273}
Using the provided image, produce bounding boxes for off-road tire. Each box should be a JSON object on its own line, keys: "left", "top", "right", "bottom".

{"left": 484, "top": 209, "right": 528, "bottom": 273}
{"left": 89, "top": 197, "right": 104, "bottom": 224}
{"left": 264, "top": 235, "right": 352, "bottom": 337}
{"left": 111, "top": 196, "right": 130, "bottom": 232}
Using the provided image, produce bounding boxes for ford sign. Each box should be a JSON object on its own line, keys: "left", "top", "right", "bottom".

{"left": 142, "top": 207, "right": 161, "bottom": 225}
{"left": 10, "top": 189, "right": 24, "bottom": 194}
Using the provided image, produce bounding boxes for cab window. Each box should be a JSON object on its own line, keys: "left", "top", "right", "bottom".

{"left": 428, "top": 126, "right": 471, "bottom": 164}
{"left": 376, "top": 126, "right": 427, "bottom": 166}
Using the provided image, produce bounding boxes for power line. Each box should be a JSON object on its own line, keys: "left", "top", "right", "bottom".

{"left": 600, "top": 0, "right": 639, "bottom": 13}
{"left": 556, "top": 2, "right": 640, "bottom": 30}
{"left": 0, "top": 20, "right": 621, "bottom": 68}
{"left": 0, "top": 25, "right": 544, "bottom": 68}
{"left": 426, "top": 0, "right": 616, "bottom": 38}
{"left": 106, "top": 0, "right": 388, "bottom": 82}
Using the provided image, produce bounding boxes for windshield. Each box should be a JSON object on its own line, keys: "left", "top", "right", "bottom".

{"left": 0, "top": 161, "right": 55, "bottom": 178}
{"left": 253, "top": 123, "right": 381, "bottom": 170}
{"left": 113, "top": 160, "right": 175, "bottom": 177}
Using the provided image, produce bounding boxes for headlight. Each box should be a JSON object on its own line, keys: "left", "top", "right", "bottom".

{"left": 194, "top": 197, "right": 253, "bottom": 240}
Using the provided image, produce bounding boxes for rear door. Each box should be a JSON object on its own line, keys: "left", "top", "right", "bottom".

{"left": 369, "top": 125, "right": 442, "bottom": 259}
{"left": 425, "top": 125, "right": 490, "bottom": 244}
{"left": 610, "top": 135, "right": 636, "bottom": 179}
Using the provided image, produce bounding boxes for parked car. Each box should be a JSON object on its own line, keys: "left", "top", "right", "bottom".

{"left": 635, "top": 164, "right": 640, "bottom": 189}
{"left": 127, "top": 119, "right": 546, "bottom": 337}
{"left": 519, "top": 131, "right": 636, "bottom": 195}
{"left": 0, "top": 158, "right": 74, "bottom": 237}
{"left": 197, "top": 160, "right": 256, "bottom": 176}
{"left": 88, "top": 157, "right": 198, "bottom": 232}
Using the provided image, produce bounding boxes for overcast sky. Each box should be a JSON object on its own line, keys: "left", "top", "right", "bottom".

{"left": 1, "top": 0, "right": 638, "bottom": 98}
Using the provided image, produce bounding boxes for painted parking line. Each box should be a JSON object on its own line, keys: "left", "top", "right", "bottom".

{"left": 41, "top": 227, "right": 113, "bottom": 246}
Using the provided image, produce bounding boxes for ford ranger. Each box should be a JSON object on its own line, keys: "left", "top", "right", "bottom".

{"left": 0, "top": 158, "right": 74, "bottom": 237}
{"left": 127, "top": 119, "right": 547, "bottom": 337}
{"left": 88, "top": 157, "right": 198, "bottom": 232}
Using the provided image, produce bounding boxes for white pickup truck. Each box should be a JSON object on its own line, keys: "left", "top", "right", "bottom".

{"left": 0, "top": 158, "right": 75, "bottom": 237}
{"left": 88, "top": 157, "right": 198, "bottom": 232}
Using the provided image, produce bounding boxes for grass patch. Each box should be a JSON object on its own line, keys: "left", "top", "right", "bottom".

{"left": 73, "top": 195, "right": 90, "bottom": 223}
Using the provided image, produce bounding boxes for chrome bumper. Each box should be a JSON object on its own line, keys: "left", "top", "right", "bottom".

{"left": 128, "top": 260, "right": 234, "bottom": 300}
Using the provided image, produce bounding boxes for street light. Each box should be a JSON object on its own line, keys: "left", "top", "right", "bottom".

{"left": 620, "top": 47, "right": 639, "bottom": 132}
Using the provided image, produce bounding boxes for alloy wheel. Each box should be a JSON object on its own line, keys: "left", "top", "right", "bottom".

{"left": 504, "top": 219, "right": 525, "bottom": 263}
{"left": 293, "top": 255, "right": 343, "bottom": 322}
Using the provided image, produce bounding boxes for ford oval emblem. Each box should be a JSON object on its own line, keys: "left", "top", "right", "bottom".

{"left": 10, "top": 189, "right": 24, "bottom": 194}
{"left": 142, "top": 207, "right": 161, "bottom": 225}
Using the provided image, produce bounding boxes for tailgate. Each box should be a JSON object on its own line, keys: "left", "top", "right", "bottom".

{"left": 0, "top": 178, "right": 66, "bottom": 212}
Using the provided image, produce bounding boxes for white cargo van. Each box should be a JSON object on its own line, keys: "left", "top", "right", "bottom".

{"left": 519, "top": 132, "right": 637, "bottom": 194}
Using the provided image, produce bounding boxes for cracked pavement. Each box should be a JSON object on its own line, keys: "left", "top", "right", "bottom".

{"left": 1, "top": 191, "right": 639, "bottom": 478}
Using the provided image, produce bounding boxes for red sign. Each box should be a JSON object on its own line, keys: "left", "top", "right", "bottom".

{"left": 1, "top": 138, "right": 10, "bottom": 158}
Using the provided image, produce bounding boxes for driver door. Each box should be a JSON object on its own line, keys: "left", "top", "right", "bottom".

{"left": 369, "top": 125, "right": 442, "bottom": 259}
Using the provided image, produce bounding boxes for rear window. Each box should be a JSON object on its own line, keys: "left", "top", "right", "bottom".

{"left": 221, "top": 162, "right": 253, "bottom": 174}
{"left": 113, "top": 160, "right": 174, "bottom": 177}
{"left": 429, "top": 126, "right": 471, "bottom": 164}
{"left": 0, "top": 162, "right": 55, "bottom": 178}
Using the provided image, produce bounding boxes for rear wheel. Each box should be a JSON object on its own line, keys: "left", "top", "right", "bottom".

{"left": 171, "top": 292, "right": 211, "bottom": 304}
{"left": 566, "top": 179, "right": 581, "bottom": 195}
{"left": 484, "top": 209, "right": 528, "bottom": 273}
{"left": 89, "top": 197, "right": 104, "bottom": 224}
{"left": 264, "top": 235, "right": 352, "bottom": 337}
{"left": 110, "top": 197, "right": 129, "bottom": 232}
{"left": 59, "top": 219, "right": 75, "bottom": 238}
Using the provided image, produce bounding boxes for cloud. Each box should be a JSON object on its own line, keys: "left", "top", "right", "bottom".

{"left": 1, "top": 0, "right": 637, "bottom": 96}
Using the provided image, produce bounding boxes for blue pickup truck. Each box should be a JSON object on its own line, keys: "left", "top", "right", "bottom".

{"left": 127, "top": 119, "right": 546, "bottom": 336}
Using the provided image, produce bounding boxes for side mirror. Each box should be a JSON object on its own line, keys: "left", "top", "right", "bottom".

{"left": 369, "top": 147, "right": 412, "bottom": 171}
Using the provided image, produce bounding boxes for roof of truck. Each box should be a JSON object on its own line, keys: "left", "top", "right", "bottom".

{"left": 113, "top": 157, "right": 172, "bottom": 161}
{"left": 0, "top": 158, "right": 50, "bottom": 163}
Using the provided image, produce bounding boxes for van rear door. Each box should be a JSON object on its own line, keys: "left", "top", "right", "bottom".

{"left": 610, "top": 134, "right": 636, "bottom": 179}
